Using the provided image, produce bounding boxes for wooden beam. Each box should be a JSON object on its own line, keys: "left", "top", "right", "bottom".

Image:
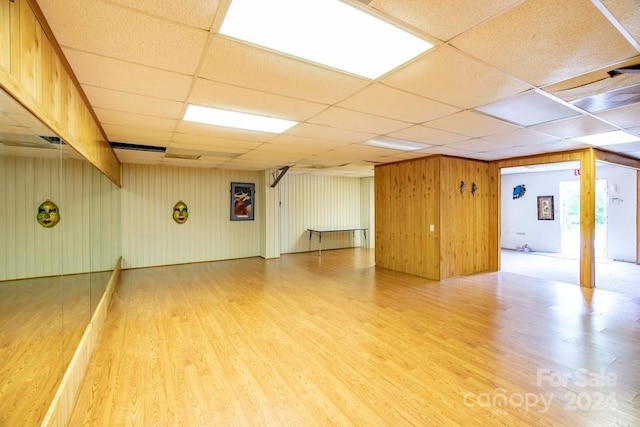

{"left": 580, "top": 148, "right": 596, "bottom": 288}
{"left": 496, "top": 150, "right": 583, "bottom": 169}
{"left": 595, "top": 149, "right": 640, "bottom": 169}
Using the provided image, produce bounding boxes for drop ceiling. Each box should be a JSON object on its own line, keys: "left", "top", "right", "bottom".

{"left": 32, "top": 0, "right": 640, "bottom": 177}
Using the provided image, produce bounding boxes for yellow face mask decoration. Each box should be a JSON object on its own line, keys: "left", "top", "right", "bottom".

{"left": 173, "top": 201, "right": 189, "bottom": 224}
{"left": 37, "top": 200, "right": 60, "bottom": 228}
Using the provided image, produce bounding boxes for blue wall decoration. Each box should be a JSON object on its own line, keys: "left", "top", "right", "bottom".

{"left": 512, "top": 184, "right": 526, "bottom": 199}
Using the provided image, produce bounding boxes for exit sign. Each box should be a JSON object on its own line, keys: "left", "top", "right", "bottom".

{"left": 573, "top": 169, "right": 580, "bottom": 176}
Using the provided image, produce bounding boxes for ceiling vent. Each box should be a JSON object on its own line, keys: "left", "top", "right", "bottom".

{"left": 110, "top": 141, "right": 166, "bottom": 153}
{"left": 165, "top": 153, "right": 201, "bottom": 161}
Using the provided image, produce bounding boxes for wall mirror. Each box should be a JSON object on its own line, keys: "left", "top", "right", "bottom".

{"left": 0, "top": 87, "right": 121, "bottom": 426}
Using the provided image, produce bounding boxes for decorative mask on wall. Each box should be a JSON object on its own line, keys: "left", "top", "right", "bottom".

{"left": 459, "top": 181, "right": 466, "bottom": 194}
{"left": 513, "top": 184, "right": 526, "bottom": 199}
{"left": 173, "top": 201, "right": 189, "bottom": 224}
{"left": 36, "top": 200, "right": 60, "bottom": 228}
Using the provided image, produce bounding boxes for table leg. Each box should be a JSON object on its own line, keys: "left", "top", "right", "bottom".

{"left": 318, "top": 232, "right": 322, "bottom": 255}
{"left": 363, "top": 229, "right": 367, "bottom": 248}
{"left": 308, "top": 230, "right": 312, "bottom": 252}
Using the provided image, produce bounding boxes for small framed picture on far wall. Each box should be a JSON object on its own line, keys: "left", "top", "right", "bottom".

{"left": 537, "top": 195, "right": 554, "bottom": 220}
{"left": 230, "top": 182, "right": 255, "bottom": 221}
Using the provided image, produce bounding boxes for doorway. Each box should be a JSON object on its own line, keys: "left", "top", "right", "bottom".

{"left": 558, "top": 179, "right": 608, "bottom": 259}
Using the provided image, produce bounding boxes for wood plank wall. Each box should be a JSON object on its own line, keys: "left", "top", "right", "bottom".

{"left": 439, "top": 157, "right": 496, "bottom": 279}
{"left": 0, "top": 0, "right": 120, "bottom": 186}
{"left": 375, "top": 156, "right": 498, "bottom": 281}
{"left": 375, "top": 157, "right": 441, "bottom": 280}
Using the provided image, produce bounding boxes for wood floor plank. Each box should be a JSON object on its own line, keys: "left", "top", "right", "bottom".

{"left": 69, "top": 249, "right": 639, "bottom": 426}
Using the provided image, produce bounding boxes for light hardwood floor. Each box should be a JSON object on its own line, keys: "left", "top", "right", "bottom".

{"left": 69, "top": 249, "right": 639, "bottom": 426}
{"left": 0, "top": 272, "right": 110, "bottom": 426}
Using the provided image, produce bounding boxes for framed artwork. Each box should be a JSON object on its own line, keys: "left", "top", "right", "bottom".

{"left": 537, "top": 195, "right": 554, "bottom": 220}
{"left": 230, "top": 182, "right": 255, "bottom": 221}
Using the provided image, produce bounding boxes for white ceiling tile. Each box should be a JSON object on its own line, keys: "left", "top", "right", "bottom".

{"left": 336, "top": 83, "right": 460, "bottom": 123}
{"left": 600, "top": 141, "right": 640, "bottom": 153}
{"left": 94, "top": 108, "right": 177, "bottom": 132}
{"left": 107, "top": 0, "right": 220, "bottom": 30}
{"left": 189, "top": 79, "right": 327, "bottom": 121}
{"left": 0, "top": 114, "right": 19, "bottom": 126}
{"left": 482, "top": 129, "right": 560, "bottom": 145}
{"left": 266, "top": 134, "right": 350, "bottom": 150}
{"left": 444, "top": 138, "right": 518, "bottom": 152}
{"left": 63, "top": 49, "right": 192, "bottom": 102}
{"left": 103, "top": 124, "right": 172, "bottom": 146}
{"left": 382, "top": 45, "right": 531, "bottom": 109}
{"left": 114, "top": 149, "right": 164, "bottom": 164}
{"left": 285, "top": 123, "right": 375, "bottom": 143}
{"left": 420, "top": 145, "right": 476, "bottom": 157}
{"left": 307, "top": 107, "right": 411, "bottom": 134}
{"left": 596, "top": 102, "right": 640, "bottom": 129}
{"left": 38, "top": 0, "right": 208, "bottom": 74}
{"left": 170, "top": 133, "right": 263, "bottom": 151}
{"left": 601, "top": 0, "right": 640, "bottom": 47}
{"left": 175, "top": 121, "right": 275, "bottom": 142}
{"left": 83, "top": 86, "right": 184, "bottom": 119}
{"left": 476, "top": 90, "right": 580, "bottom": 126}
{"left": 425, "top": 111, "right": 520, "bottom": 138}
{"left": 388, "top": 125, "right": 468, "bottom": 145}
{"left": 451, "top": 0, "right": 639, "bottom": 86}
{"left": 199, "top": 36, "right": 370, "bottom": 105}
{"left": 370, "top": 0, "right": 522, "bottom": 41}
{"left": 530, "top": 116, "right": 619, "bottom": 139}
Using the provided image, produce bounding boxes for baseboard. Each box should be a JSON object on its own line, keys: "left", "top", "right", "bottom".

{"left": 40, "top": 257, "right": 122, "bottom": 427}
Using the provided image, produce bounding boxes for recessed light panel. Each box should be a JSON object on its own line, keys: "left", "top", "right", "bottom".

{"left": 184, "top": 104, "right": 298, "bottom": 133}
{"left": 365, "top": 137, "right": 428, "bottom": 151}
{"left": 475, "top": 90, "right": 580, "bottom": 126}
{"left": 572, "top": 130, "right": 640, "bottom": 146}
{"left": 219, "top": 0, "right": 433, "bottom": 79}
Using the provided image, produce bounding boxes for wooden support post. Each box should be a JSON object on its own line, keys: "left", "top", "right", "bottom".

{"left": 579, "top": 149, "right": 596, "bottom": 288}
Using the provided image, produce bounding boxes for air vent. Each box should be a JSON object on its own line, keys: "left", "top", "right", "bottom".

{"left": 607, "top": 64, "right": 640, "bottom": 77}
{"left": 40, "top": 136, "right": 63, "bottom": 144}
{"left": 110, "top": 141, "right": 166, "bottom": 153}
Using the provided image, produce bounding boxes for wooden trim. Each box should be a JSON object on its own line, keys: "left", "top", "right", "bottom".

{"left": 490, "top": 162, "right": 500, "bottom": 272}
{"left": 40, "top": 258, "right": 122, "bottom": 427}
{"left": 637, "top": 170, "right": 640, "bottom": 265}
{"left": 595, "top": 149, "right": 640, "bottom": 170}
{"left": 579, "top": 149, "right": 596, "bottom": 288}
{"left": 24, "top": 0, "right": 112, "bottom": 153}
{"left": 495, "top": 149, "right": 584, "bottom": 169}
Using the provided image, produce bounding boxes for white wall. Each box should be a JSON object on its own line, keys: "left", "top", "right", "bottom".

{"left": 601, "top": 165, "right": 637, "bottom": 262}
{"left": 501, "top": 165, "right": 636, "bottom": 261}
{"left": 279, "top": 173, "right": 368, "bottom": 254}
{"left": 121, "top": 164, "right": 261, "bottom": 269}
{"left": 0, "top": 156, "right": 120, "bottom": 281}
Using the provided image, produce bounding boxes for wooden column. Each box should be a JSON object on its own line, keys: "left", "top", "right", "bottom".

{"left": 488, "top": 162, "right": 500, "bottom": 272}
{"left": 579, "top": 149, "right": 596, "bottom": 288}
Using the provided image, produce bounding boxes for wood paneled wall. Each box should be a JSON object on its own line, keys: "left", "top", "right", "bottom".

{"left": 375, "top": 157, "right": 441, "bottom": 279}
{"left": 0, "top": 0, "right": 120, "bottom": 185}
{"left": 375, "top": 156, "right": 497, "bottom": 280}
{"left": 0, "top": 156, "right": 120, "bottom": 281}
{"left": 121, "top": 164, "right": 261, "bottom": 269}
{"left": 440, "top": 157, "right": 497, "bottom": 278}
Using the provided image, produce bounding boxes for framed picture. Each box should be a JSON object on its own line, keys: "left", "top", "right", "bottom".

{"left": 537, "top": 195, "right": 554, "bottom": 221}
{"left": 230, "top": 182, "right": 255, "bottom": 221}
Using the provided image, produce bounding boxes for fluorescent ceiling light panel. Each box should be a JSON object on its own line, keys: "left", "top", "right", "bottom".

{"left": 219, "top": 0, "right": 433, "bottom": 79}
{"left": 184, "top": 105, "right": 297, "bottom": 133}
{"left": 475, "top": 90, "right": 580, "bottom": 126}
{"left": 365, "top": 137, "right": 428, "bottom": 151}
{"left": 572, "top": 130, "right": 640, "bottom": 146}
